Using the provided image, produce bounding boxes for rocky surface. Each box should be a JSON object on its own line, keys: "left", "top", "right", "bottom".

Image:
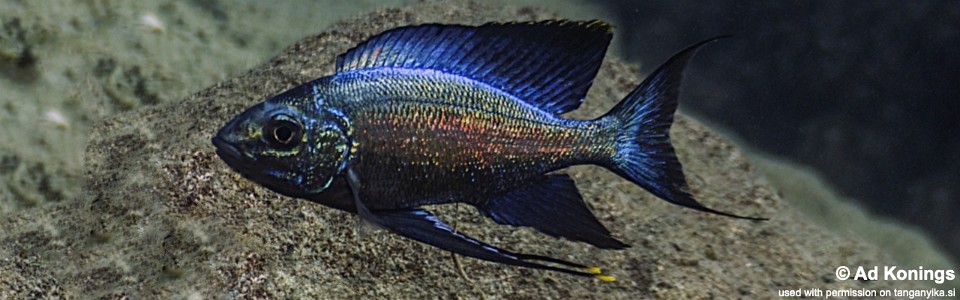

{"left": 0, "top": 1, "right": 939, "bottom": 298}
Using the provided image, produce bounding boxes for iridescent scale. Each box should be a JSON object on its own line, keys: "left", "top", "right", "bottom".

{"left": 317, "top": 68, "right": 617, "bottom": 209}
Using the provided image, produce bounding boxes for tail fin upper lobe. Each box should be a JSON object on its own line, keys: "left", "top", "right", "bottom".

{"left": 602, "top": 37, "right": 766, "bottom": 221}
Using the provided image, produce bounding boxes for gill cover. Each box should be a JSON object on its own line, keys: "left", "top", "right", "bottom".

{"left": 302, "top": 108, "right": 352, "bottom": 194}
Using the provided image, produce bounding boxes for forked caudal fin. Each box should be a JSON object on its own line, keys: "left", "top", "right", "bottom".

{"left": 602, "top": 36, "right": 767, "bottom": 221}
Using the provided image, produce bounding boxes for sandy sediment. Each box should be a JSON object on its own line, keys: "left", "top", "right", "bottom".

{"left": 0, "top": 1, "right": 940, "bottom": 298}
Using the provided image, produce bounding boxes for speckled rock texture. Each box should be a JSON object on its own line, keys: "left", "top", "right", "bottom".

{"left": 0, "top": 1, "right": 930, "bottom": 298}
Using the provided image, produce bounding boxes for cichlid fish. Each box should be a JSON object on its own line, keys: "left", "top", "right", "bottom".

{"left": 212, "top": 20, "right": 764, "bottom": 281}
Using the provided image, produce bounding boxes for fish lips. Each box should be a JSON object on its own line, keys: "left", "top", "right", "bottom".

{"left": 212, "top": 135, "right": 239, "bottom": 158}
{"left": 211, "top": 135, "right": 268, "bottom": 187}
{"left": 212, "top": 135, "right": 255, "bottom": 173}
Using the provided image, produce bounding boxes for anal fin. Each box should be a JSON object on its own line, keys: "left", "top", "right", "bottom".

{"left": 477, "top": 174, "right": 628, "bottom": 249}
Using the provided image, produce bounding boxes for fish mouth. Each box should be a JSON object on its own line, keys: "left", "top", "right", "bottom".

{"left": 212, "top": 136, "right": 239, "bottom": 158}
{"left": 211, "top": 135, "right": 307, "bottom": 198}
{"left": 212, "top": 136, "right": 252, "bottom": 172}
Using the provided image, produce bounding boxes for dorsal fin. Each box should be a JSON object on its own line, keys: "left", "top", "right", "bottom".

{"left": 336, "top": 20, "right": 613, "bottom": 115}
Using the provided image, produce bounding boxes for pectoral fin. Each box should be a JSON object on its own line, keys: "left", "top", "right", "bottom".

{"left": 368, "top": 208, "right": 614, "bottom": 281}
{"left": 345, "top": 167, "right": 377, "bottom": 224}
{"left": 477, "top": 174, "right": 628, "bottom": 249}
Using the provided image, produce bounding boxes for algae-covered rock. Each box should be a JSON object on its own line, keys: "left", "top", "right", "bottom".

{"left": 1, "top": 1, "right": 937, "bottom": 298}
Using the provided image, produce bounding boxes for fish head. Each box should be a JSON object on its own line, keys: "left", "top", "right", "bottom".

{"left": 212, "top": 96, "right": 350, "bottom": 198}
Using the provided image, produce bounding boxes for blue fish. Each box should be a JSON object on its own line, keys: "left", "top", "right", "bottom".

{"left": 212, "top": 20, "right": 764, "bottom": 281}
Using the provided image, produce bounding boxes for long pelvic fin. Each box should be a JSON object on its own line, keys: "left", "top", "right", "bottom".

{"left": 603, "top": 36, "right": 767, "bottom": 221}
{"left": 368, "top": 208, "right": 616, "bottom": 281}
{"left": 336, "top": 20, "right": 612, "bottom": 115}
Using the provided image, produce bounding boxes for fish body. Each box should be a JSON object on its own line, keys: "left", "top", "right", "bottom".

{"left": 212, "top": 20, "right": 762, "bottom": 280}
{"left": 317, "top": 68, "right": 613, "bottom": 210}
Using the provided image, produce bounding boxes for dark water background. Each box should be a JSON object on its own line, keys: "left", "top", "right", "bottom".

{"left": 598, "top": 0, "right": 959, "bottom": 262}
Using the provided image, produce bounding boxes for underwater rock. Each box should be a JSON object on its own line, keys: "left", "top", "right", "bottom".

{"left": 0, "top": 1, "right": 934, "bottom": 298}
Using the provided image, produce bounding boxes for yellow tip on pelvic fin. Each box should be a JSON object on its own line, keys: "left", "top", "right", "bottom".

{"left": 587, "top": 266, "right": 616, "bottom": 282}
{"left": 595, "top": 274, "right": 617, "bottom": 282}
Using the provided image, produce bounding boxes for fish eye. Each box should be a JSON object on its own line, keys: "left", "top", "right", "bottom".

{"left": 264, "top": 117, "right": 303, "bottom": 148}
